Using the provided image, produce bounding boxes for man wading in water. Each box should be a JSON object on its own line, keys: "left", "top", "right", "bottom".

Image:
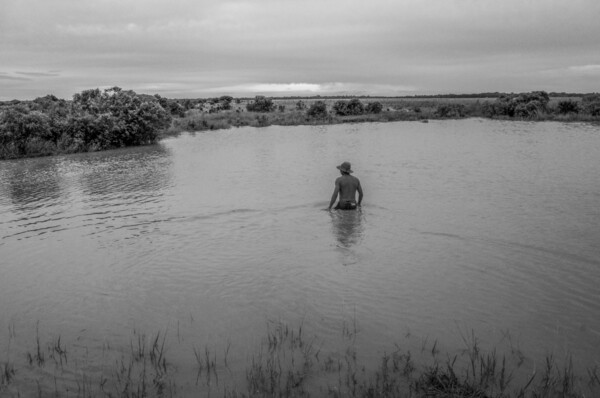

{"left": 328, "top": 161, "right": 363, "bottom": 210}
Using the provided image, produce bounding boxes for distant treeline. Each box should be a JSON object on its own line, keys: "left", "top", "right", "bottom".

{"left": 2, "top": 89, "right": 600, "bottom": 160}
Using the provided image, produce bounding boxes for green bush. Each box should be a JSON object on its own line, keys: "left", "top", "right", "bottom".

{"left": 333, "top": 99, "right": 365, "bottom": 116}
{"left": 514, "top": 101, "right": 542, "bottom": 118}
{"left": 365, "top": 102, "right": 383, "bottom": 114}
{"left": 1, "top": 87, "right": 171, "bottom": 159}
{"left": 295, "top": 100, "right": 307, "bottom": 111}
{"left": 435, "top": 103, "right": 466, "bottom": 118}
{"left": 246, "top": 96, "right": 275, "bottom": 112}
{"left": 0, "top": 108, "right": 51, "bottom": 155}
{"left": 487, "top": 91, "right": 550, "bottom": 118}
{"left": 582, "top": 95, "right": 600, "bottom": 116}
{"left": 557, "top": 100, "right": 580, "bottom": 114}
{"left": 585, "top": 102, "right": 600, "bottom": 116}
{"left": 306, "top": 101, "right": 328, "bottom": 118}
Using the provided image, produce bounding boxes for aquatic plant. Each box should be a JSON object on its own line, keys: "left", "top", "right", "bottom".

{"left": 1, "top": 319, "right": 599, "bottom": 397}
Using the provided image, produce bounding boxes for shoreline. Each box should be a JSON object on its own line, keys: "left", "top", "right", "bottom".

{"left": 3, "top": 114, "right": 599, "bottom": 162}
{"left": 160, "top": 109, "right": 600, "bottom": 140}
{"left": 2, "top": 91, "right": 600, "bottom": 161}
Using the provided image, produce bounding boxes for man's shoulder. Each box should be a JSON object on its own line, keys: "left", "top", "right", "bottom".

{"left": 339, "top": 175, "right": 359, "bottom": 184}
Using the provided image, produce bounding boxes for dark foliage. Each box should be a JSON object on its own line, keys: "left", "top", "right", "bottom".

{"left": 483, "top": 91, "right": 550, "bottom": 118}
{"left": 333, "top": 98, "right": 365, "bottom": 116}
{"left": 1, "top": 87, "right": 171, "bottom": 159}
{"left": 435, "top": 103, "right": 467, "bottom": 118}
{"left": 306, "top": 101, "right": 328, "bottom": 118}
{"left": 365, "top": 101, "right": 383, "bottom": 114}
{"left": 581, "top": 94, "right": 600, "bottom": 116}
{"left": 246, "top": 96, "right": 275, "bottom": 112}
{"left": 295, "top": 100, "right": 307, "bottom": 111}
{"left": 557, "top": 100, "right": 580, "bottom": 114}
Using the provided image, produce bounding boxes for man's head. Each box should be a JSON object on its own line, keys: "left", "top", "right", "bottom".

{"left": 336, "top": 161, "right": 353, "bottom": 175}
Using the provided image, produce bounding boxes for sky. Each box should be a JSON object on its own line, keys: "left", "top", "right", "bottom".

{"left": 1, "top": 0, "right": 600, "bottom": 100}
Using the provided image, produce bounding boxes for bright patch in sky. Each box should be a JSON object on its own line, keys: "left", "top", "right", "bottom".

{"left": 247, "top": 84, "right": 323, "bottom": 93}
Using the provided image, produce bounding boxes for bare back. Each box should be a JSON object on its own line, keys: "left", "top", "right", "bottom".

{"left": 336, "top": 174, "right": 362, "bottom": 202}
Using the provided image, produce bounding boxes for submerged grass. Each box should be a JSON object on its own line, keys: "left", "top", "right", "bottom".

{"left": 1, "top": 320, "right": 598, "bottom": 397}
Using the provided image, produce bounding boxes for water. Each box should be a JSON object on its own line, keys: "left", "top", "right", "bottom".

{"left": 1, "top": 119, "right": 600, "bottom": 393}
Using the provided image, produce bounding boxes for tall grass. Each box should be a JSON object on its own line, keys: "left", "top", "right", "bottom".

{"left": 1, "top": 321, "right": 598, "bottom": 397}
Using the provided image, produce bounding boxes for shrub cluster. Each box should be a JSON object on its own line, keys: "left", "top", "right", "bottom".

{"left": 0, "top": 87, "right": 171, "bottom": 159}
{"left": 246, "top": 96, "right": 275, "bottom": 112}
{"left": 481, "top": 91, "right": 550, "bottom": 118}
{"left": 582, "top": 94, "right": 600, "bottom": 116}
{"left": 332, "top": 99, "right": 383, "bottom": 116}
{"left": 435, "top": 103, "right": 467, "bottom": 118}
{"left": 557, "top": 99, "right": 580, "bottom": 114}
{"left": 306, "top": 101, "right": 328, "bottom": 118}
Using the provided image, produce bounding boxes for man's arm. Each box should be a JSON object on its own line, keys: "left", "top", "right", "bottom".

{"left": 357, "top": 179, "right": 363, "bottom": 206}
{"left": 328, "top": 180, "right": 340, "bottom": 210}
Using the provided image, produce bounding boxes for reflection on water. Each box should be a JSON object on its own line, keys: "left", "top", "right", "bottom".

{"left": 0, "top": 144, "right": 173, "bottom": 243}
{"left": 1, "top": 120, "right": 600, "bottom": 395}
{"left": 76, "top": 145, "right": 172, "bottom": 198}
{"left": 329, "top": 208, "right": 364, "bottom": 248}
{"left": 0, "top": 157, "right": 64, "bottom": 209}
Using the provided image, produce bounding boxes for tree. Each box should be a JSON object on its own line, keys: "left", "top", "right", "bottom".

{"left": 1, "top": 87, "right": 172, "bottom": 158}
{"left": 346, "top": 98, "right": 364, "bottom": 115}
{"left": 306, "top": 101, "right": 328, "bottom": 118}
{"left": 514, "top": 102, "right": 540, "bottom": 118}
{"left": 296, "top": 100, "right": 307, "bottom": 111}
{"left": 0, "top": 108, "right": 51, "bottom": 154}
{"left": 332, "top": 100, "right": 348, "bottom": 116}
{"left": 72, "top": 87, "right": 171, "bottom": 148}
{"left": 333, "top": 99, "right": 364, "bottom": 116}
{"left": 219, "top": 96, "right": 233, "bottom": 111}
{"left": 246, "top": 96, "right": 275, "bottom": 112}
{"left": 72, "top": 88, "right": 103, "bottom": 115}
{"left": 365, "top": 102, "right": 383, "bottom": 114}
{"left": 488, "top": 91, "right": 550, "bottom": 118}
{"left": 435, "top": 104, "right": 466, "bottom": 118}
{"left": 582, "top": 94, "right": 600, "bottom": 116}
{"left": 556, "top": 100, "right": 580, "bottom": 114}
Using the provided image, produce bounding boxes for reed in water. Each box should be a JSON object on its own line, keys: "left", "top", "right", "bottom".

{"left": 1, "top": 320, "right": 599, "bottom": 397}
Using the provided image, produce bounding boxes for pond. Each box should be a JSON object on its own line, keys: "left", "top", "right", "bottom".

{"left": 1, "top": 119, "right": 599, "bottom": 395}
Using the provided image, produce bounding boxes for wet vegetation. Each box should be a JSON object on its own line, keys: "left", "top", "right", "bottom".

{"left": 0, "top": 87, "right": 171, "bottom": 160}
{"left": 1, "top": 321, "right": 599, "bottom": 397}
{"left": 2, "top": 90, "right": 600, "bottom": 160}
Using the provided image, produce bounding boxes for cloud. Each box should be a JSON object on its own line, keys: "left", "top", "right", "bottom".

{"left": 567, "top": 65, "right": 600, "bottom": 75}
{"left": 16, "top": 71, "right": 60, "bottom": 77}
{"left": 0, "top": 73, "right": 30, "bottom": 81}
{"left": 2, "top": 0, "right": 600, "bottom": 99}
{"left": 56, "top": 23, "right": 142, "bottom": 36}
{"left": 206, "top": 82, "right": 417, "bottom": 97}
{"left": 230, "top": 83, "right": 323, "bottom": 93}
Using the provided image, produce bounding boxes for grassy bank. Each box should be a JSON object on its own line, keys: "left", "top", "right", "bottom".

{"left": 1, "top": 321, "right": 598, "bottom": 397}
{"left": 161, "top": 94, "right": 600, "bottom": 138}
{"left": 3, "top": 90, "right": 600, "bottom": 160}
{"left": 161, "top": 108, "right": 427, "bottom": 138}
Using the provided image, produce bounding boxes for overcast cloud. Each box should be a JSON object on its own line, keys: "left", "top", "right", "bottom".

{"left": 1, "top": 0, "right": 600, "bottom": 100}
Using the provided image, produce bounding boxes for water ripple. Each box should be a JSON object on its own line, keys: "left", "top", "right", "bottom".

{"left": 2, "top": 121, "right": 600, "bottom": 369}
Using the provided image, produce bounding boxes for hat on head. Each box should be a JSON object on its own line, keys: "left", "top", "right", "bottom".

{"left": 336, "top": 161, "right": 353, "bottom": 173}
